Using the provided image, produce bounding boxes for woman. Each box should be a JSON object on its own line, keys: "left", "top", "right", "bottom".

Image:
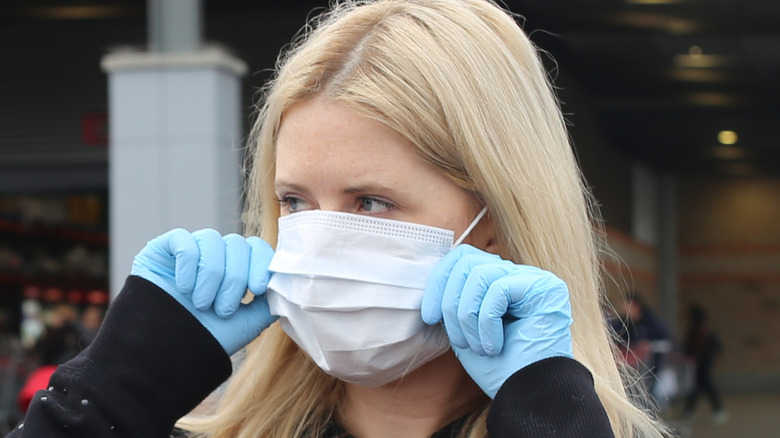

{"left": 10, "top": 0, "right": 668, "bottom": 437}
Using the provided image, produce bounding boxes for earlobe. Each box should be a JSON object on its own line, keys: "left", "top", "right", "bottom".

{"left": 474, "top": 213, "right": 500, "bottom": 254}
{"left": 483, "top": 235, "right": 500, "bottom": 254}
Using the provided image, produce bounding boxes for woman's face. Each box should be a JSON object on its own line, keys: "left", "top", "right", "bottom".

{"left": 274, "top": 96, "right": 482, "bottom": 239}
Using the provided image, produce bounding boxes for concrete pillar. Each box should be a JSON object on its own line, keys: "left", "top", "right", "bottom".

{"left": 657, "top": 173, "right": 679, "bottom": 337}
{"left": 148, "top": 0, "right": 202, "bottom": 53}
{"left": 102, "top": 45, "right": 247, "bottom": 297}
{"left": 632, "top": 163, "right": 658, "bottom": 245}
{"left": 632, "top": 164, "right": 679, "bottom": 335}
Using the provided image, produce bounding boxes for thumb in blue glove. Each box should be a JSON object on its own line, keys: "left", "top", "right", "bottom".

{"left": 131, "top": 228, "right": 277, "bottom": 355}
{"left": 421, "top": 244, "right": 573, "bottom": 398}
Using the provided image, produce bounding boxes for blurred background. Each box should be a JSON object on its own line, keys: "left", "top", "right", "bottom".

{"left": 1, "top": 0, "right": 778, "bottom": 436}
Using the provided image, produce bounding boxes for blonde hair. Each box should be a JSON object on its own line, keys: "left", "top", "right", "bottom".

{"left": 180, "top": 0, "right": 668, "bottom": 437}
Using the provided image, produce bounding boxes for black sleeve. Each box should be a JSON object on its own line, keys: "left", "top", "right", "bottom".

{"left": 487, "top": 357, "right": 615, "bottom": 438}
{"left": 7, "top": 276, "right": 233, "bottom": 438}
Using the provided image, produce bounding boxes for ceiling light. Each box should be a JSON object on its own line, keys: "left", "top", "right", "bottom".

{"left": 685, "top": 93, "right": 742, "bottom": 107}
{"left": 718, "top": 130, "right": 738, "bottom": 145}
{"left": 674, "top": 54, "right": 733, "bottom": 68}
{"left": 23, "top": 6, "right": 138, "bottom": 20}
{"left": 672, "top": 44, "right": 738, "bottom": 68}
{"left": 667, "top": 69, "right": 729, "bottom": 82}
{"left": 609, "top": 13, "right": 702, "bottom": 34}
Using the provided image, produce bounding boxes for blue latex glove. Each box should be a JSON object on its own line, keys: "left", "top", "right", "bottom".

{"left": 421, "top": 244, "right": 573, "bottom": 398}
{"left": 131, "top": 228, "right": 277, "bottom": 355}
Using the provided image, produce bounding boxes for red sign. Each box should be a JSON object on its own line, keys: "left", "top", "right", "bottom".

{"left": 82, "top": 113, "right": 108, "bottom": 146}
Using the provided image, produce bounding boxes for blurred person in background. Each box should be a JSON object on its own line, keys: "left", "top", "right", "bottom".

{"left": 0, "top": 310, "right": 20, "bottom": 359}
{"left": 30, "top": 303, "right": 80, "bottom": 367}
{"left": 75, "top": 305, "right": 104, "bottom": 348}
{"left": 612, "top": 294, "right": 673, "bottom": 408}
{"left": 16, "top": 304, "right": 80, "bottom": 414}
{"left": 682, "top": 304, "right": 728, "bottom": 424}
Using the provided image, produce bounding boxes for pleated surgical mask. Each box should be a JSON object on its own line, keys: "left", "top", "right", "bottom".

{"left": 266, "top": 207, "right": 487, "bottom": 386}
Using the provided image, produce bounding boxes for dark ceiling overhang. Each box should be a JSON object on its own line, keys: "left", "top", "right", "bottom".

{"left": 4, "top": 0, "right": 779, "bottom": 177}
{"left": 511, "top": 0, "right": 780, "bottom": 177}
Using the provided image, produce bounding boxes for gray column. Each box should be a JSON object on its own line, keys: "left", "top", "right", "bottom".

{"left": 631, "top": 163, "right": 658, "bottom": 245}
{"left": 657, "top": 173, "right": 679, "bottom": 337}
{"left": 102, "top": 47, "right": 247, "bottom": 298}
{"left": 148, "top": 0, "right": 203, "bottom": 53}
{"left": 632, "top": 164, "right": 679, "bottom": 335}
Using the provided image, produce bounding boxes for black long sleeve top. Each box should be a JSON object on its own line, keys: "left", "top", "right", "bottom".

{"left": 7, "top": 276, "right": 614, "bottom": 437}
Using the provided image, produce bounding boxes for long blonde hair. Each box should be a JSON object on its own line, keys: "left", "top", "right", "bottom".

{"left": 180, "top": 1, "right": 668, "bottom": 437}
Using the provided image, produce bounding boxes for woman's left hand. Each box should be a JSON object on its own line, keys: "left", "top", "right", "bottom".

{"left": 421, "top": 244, "right": 573, "bottom": 398}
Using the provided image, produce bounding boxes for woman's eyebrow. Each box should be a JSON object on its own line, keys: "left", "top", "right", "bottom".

{"left": 342, "top": 184, "right": 399, "bottom": 195}
{"left": 274, "top": 181, "right": 310, "bottom": 194}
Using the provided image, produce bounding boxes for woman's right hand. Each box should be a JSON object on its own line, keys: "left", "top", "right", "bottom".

{"left": 130, "top": 228, "right": 277, "bottom": 355}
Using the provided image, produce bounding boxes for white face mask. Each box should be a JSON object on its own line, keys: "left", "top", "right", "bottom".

{"left": 266, "top": 207, "right": 487, "bottom": 386}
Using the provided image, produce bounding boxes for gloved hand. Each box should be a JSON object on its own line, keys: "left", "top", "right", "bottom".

{"left": 131, "top": 228, "right": 277, "bottom": 355}
{"left": 421, "top": 244, "right": 573, "bottom": 398}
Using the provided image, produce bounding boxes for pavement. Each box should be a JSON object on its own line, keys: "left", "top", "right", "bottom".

{"left": 662, "top": 393, "right": 780, "bottom": 438}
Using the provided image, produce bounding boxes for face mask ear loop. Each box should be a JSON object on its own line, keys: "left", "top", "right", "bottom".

{"left": 453, "top": 206, "right": 489, "bottom": 247}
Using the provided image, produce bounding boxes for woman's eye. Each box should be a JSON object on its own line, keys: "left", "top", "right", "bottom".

{"left": 359, "top": 197, "right": 393, "bottom": 213}
{"left": 278, "top": 196, "right": 308, "bottom": 213}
